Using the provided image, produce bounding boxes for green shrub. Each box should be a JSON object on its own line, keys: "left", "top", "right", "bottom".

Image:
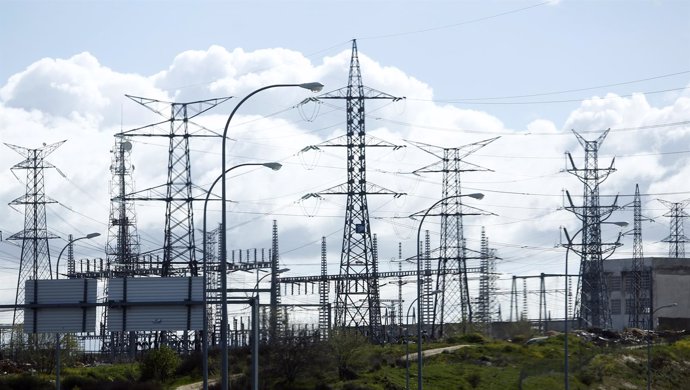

{"left": 139, "top": 345, "right": 180, "bottom": 382}
{"left": 0, "top": 374, "right": 53, "bottom": 390}
{"left": 459, "top": 333, "right": 487, "bottom": 344}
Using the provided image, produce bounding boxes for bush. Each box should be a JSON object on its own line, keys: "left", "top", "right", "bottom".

{"left": 0, "top": 374, "right": 53, "bottom": 389}
{"left": 458, "top": 333, "right": 487, "bottom": 344}
{"left": 139, "top": 346, "right": 180, "bottom": 382}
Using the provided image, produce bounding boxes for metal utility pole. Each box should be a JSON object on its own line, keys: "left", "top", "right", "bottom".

{"left": 422, "top": 231, "right": 433, "bottom": 333}
{"left": 565, "top": 129, "right": 621, "bottom": 329}
{"left": 303, "top": 39, "right": 403, "bottom": 340}
{"left": 658, "top": 198, "right": 690, "bottom": 258}
{"left": 5, "top": 141, "right": 64, "bottom": 346}
{"left": 318, "top": 237, "right": 330, "bottom": 339}
{"left": 269, "top": 220, "right": 283, "bottom": 340}
{"left": 629, "top": 184, "right": 649, "bottom": 329}
{"left": 407, "top": 137, "right": 497, "bottom": 337}
{"left": 477, "top": 227, "right": 497, "bottom": 328}
{"left": 118, "top": 95, "right": 230, "bottom": 277}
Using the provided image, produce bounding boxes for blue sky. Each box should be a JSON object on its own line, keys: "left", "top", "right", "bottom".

{"left": 3, "top": 0, "right": 688, "bottom": 130}
{"left": 1, "top": 0, "right": 690, "bottom": 322}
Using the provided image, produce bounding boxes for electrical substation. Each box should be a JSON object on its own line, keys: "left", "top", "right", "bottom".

{"left": 2, "top": 39, "right": 690, "bottom": 364}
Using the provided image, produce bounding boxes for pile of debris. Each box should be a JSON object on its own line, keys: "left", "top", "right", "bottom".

{"left": 572, "top": 327, "right": 688, "bottom": 346}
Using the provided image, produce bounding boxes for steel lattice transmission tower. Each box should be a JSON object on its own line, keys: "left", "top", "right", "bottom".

{"left": 628, "top": 184, "right": 650, "bottom": 329}
{"left": 658, "top": 198, "right": 690, "bottom": 258}
{"left": 477, "top": 227, "right": 498, "bottom": 326}
{"left": 118, "top": 95, "right": 230, "bottom": 276}
{"left": 407, "top": 137, "right": 497, "bottom": 336}
{"left": 5, "top": 141, "right": 64, "bottom": 336}
{"left": 565, "top": 129, "right": 621, "bottom": 329}
{"left": 304, "top": 40, "right": 403, "bottom": 339}
{"left": 106, "top": 136, "right": 141, "bottom": 273}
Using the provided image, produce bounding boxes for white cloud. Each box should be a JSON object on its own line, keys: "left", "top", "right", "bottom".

{"left": 0, "top": 45, "right": 689, "bottom": 323}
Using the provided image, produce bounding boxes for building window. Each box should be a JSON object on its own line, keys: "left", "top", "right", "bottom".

{"left": 625, "top": 299, "right": 634, "bottom": 314}
{"left": 623, "top": 272, "right": 633, "bottom": 292}
{"left": 611, "top": 299, "right": 622, "bottom": 315}
{"left": 623, "top": 270, "right": 652, "bottom": 293}
{"left": 608, "top": 274, "right": 622, "bottom": 291}
{"left": 641, "top": 271, "right": 651, "bottom": 290}
{"left": 625, "top": 298, "right": 650, "bottom": 314}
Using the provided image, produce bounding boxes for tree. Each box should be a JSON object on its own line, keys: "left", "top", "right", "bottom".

{"left": 140, "top": 345, "right": 180, "bottom": 382}
{"left": 328, "top": 330, "right": 366, "bottom": 380}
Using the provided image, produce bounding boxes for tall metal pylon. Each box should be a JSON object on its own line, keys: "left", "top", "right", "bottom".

{"left": 477, "top": 227, "right": 497, "bottom": 325}
{"left": 397, "top": 243, "right": 403, "bottom": 326}
{"left": 422, "top": 231, "right": 433, "bottom": 331}
{"left": 407, "top": 137, "right": 497, "bottom": 336}
{"left": 118, "top": 95, "right": 230, "bottom": 276}
{"left": 103, "top": 137, "right": 142, "bottom": 355}
{"left": 628, "top": 184, "right": 650, "bottom": 328}
{"left": 105, "top": 136, "right": 141, "bottom": 273}
{"left": 658, "top": 198, "right": 690, "bottom": 258}
{"left": 269, "top": 220, "right": 284, "bottom": 340}
{"left": 318, "top": 237, "right": 330, "bottom": 339}
{"left": 5, "top": 141, "right": 64, "bottom": 338}
{"left": 304, "top": 40, "right": 404, "bottom": 340}
{"left": 565, "top": 129, "right": 621, "bottom": 329}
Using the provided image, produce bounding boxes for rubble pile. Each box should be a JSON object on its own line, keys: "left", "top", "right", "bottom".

{"left": 572, "top": 327, "right": 688, "bottom": 346}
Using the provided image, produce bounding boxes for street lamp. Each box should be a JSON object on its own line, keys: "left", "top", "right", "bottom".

{"left": 220, "top": 82, "right": 323, "bottom": 390}
{"left": 415, "top": 193, "right": 483, "bottom": 390}
{"left": 405, "top": 290, "right": 441, "bottom": 390}
{"left": 249, "top": 267, "right": 289, "bottom": 390}
{"left": 254, "top": 267, "right": 289, "bottom": 292}
{"left": 561, "top": 221, "right": 627, "bottom": 390}
{"left": 55, "top": 232, "right": 101, "bottom": 279}
{"left": 201, "top": 162, "right": 282, "bottom": 390}
{"left": 54, "top": 232, "right": 100, "bottom": 390}
{"left": 647, "top": 302, "right": 677, "bottom": 390}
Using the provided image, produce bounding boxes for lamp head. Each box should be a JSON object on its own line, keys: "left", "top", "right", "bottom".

{"left": 612, "top": 221, "right": 629, "bottom": 227}
{"left": 299, "top": 82, "right": 324, "bottom": 93}
{"left": 85, "top": 233, "right": 101, "bottom": 239}
{"left": 262, "top": 162, "right": 282, "bottom": 171}
{"left": 467, "top": 193, "right": 484, "bottom": 200}
{"left": 277, "top": 268, "right": 290, "bottom": 274}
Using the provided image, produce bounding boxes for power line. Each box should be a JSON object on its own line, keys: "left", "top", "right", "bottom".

{"left": 359, "top": 1, "right": 553, "bottom": 40}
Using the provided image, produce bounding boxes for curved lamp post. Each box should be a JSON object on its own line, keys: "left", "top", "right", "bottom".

{"left": 55, "top": 232, "right": 101, "bottom": 279}
{"left": 201, "top": 162, "right": 282, "bottom": 390}
{"left": 405, "top": 290, "right": 441, "bottom": 390}
{"left": 54, "top": 232, "right": 100, "bottom": 390}
{"left": 561, "top": 221, "right": 627, "bottom": 390}
{"left": 647, "top": 302, "right": 677, "bottom": 390}
{"left": 415, "top": 193, "right": 483, "bottom": 390}
{"left": 219, "top": 82, "right": 323, "bottom": 390}
{"left": 255, "top": 267, "right": 289, "bottom": 292}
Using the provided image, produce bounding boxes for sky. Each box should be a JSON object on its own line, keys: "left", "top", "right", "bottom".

{"left": 0, "top": 0, "right": 689, "bottom": 324}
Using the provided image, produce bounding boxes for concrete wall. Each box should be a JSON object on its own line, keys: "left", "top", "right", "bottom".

{"left": 604, "top": 257, "right": 690, "bottom": 330}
